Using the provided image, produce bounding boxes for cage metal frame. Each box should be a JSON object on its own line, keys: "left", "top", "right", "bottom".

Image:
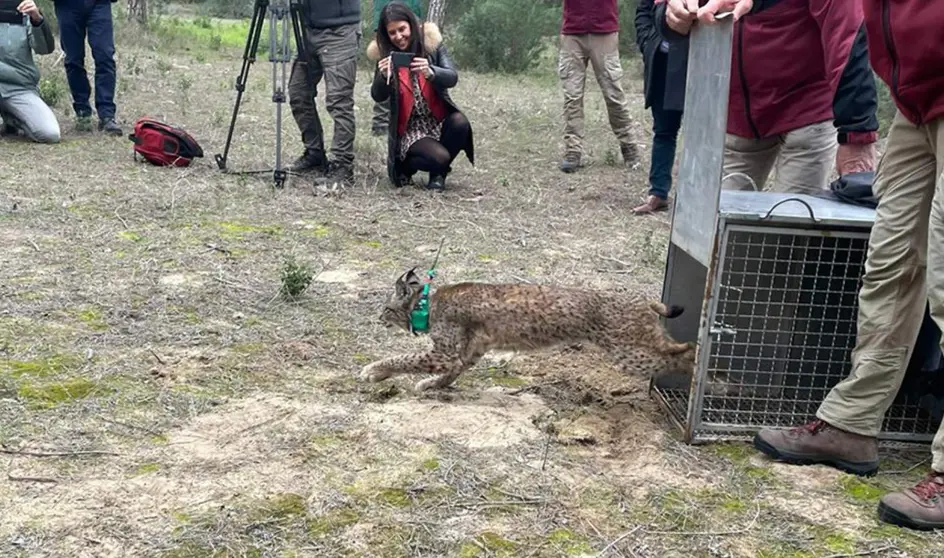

{"left": 652, "top": 211, "right": 941, "bottom": 445}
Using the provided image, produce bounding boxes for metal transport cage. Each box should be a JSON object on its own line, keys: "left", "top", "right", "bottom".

{"left": 647, "top": 20, "right": 943, "bottom": 444}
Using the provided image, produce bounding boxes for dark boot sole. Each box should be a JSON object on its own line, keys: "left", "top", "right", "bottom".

{"left": 878, "top": 501, "right": 944, "bottom": 531}
{"left": 752, "top": 435, "right": 879, "bottom": 477}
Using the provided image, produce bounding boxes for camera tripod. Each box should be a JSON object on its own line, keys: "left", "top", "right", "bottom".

{"left": 215, "top": 0, "right": 307, "bottom": 189}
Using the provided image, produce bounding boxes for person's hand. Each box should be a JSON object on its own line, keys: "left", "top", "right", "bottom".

{"left": 696, "top": 0, "right": 753, "bottom": 22}
{"left": 17, "top": 0, "right": 42, "bottom": 25}
{"left": 410, "top": 57, "right": 432, "bottom": 79}
{"left": 378, "top": 56, "right": 391, "bottom": 80}
{"left": 665, "top": 0, "right": 698, "bottom": 35}
{"left": 836, "top": 143, "right": 878, "bottom": 175}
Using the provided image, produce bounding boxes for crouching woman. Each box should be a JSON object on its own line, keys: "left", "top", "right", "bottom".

{"left": 367, "top": 3, "right": 474, "bottom": 190}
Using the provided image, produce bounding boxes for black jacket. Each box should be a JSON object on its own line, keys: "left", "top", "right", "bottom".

{"left": 368, "top": 23, "right": 475, "bottom": 186}
{"left": 635, "top": 0, "right": 688, "bottom": 112}
{"left": 303, "top": 0, "right": 360, "bottom": 29}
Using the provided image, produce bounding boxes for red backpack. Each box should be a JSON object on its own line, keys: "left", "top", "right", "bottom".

{"left": 128, "top": 118, "right": 204, "bottom": 167}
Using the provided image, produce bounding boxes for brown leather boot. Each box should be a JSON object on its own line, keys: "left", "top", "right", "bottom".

{"left": 632, "top": 195, "right": 669, "bottom": 215}
{"left": 753, "top": 419, "right": 879, "bottom": 476}
{"left": 878, "top": 473, "right": 944, "bottom": 530}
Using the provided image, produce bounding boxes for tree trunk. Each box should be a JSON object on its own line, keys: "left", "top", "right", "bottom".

{"left": 426, "top": 0, "right": 446, "bottom": 27}
{"left": 127, "top": 0, "right": 148, "bottom": 26}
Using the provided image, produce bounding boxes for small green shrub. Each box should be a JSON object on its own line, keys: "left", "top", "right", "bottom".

{"left": 279, "top": 255, "right": 314, "bottom": 301}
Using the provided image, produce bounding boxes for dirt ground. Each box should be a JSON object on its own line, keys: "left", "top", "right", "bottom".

{"left": 1, "top": 15, "right": 944, "bottom": 558}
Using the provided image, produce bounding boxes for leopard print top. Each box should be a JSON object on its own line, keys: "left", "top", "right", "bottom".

{"left": 398, "top": 72, "right": 444, "bottom": 161}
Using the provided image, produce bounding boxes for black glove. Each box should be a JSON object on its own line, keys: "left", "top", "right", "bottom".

{"left": 829, "top": 170, "right": 877, "bottom": 209}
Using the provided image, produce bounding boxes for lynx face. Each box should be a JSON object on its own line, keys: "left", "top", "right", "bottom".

{"left": 379, "top": 268, "right": 425, "bottom": 331}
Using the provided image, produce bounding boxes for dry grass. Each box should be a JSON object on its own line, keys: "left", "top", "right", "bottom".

{"left": 1, "top": 13, "right": 943, "bottom": 558}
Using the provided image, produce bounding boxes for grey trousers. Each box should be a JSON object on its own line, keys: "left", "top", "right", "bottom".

{"left": 0, "top": 90, "right": 61, "bottom": 143}
{"left": 288, "top": 23, "right": 359, "bottom": 169}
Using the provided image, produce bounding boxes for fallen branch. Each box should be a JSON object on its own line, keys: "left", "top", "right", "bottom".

{"left": 99, "top": 417, "right": 161, "bottom": 436}
{"left": 596, "top": 525, "right": 642, "bottom": 557}
{"left": 0, "top": 448, "right": 118, "bottom": 458}
{"left": 453, "top": 498, "right": 545, "bottom": 509}
{"left": 148, "top": 348, "right": 166, "bottom": 365}
{"left": 645, "top": 504, "right": 761, "bottom": 536}
{"left": 821, "top": 545, "right": 896, "bottom": 558}
{"left": 7, "top": 473, "right": 58, "bottom": 484}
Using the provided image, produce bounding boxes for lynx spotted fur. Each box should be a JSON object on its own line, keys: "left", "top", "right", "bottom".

{"left": 360, "top": 268, "right": 696, "bottom": 392}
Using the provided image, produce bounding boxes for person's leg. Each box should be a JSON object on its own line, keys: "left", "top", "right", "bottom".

{"left": 769, "top": 120, "right": 838, "bottom": 195}
{"left": 372, "top": 99, "right": 390, "bottom": 136}
{"left": 402, "top": 137, "right": 451, "bottom": 190}
{"left": 313, "top": 23, "right": 359, "bottom": 185}
{"left": 753, "top": 110, "right": 938, "bottom": 478}
{"left": 720, "top": 132, "right": 780, "bottom": 191}
{"left": 287, "top": 29, "right": 327, "bottom": 173}
{"left": 0, "top": 91, "right": 60, "bottom": 144}
{"left": 876, "top": 117, "right": 944, "bottom": 530}
{"left": 438, "top": 112, "right": 471, "bottom": 162}
{"left": 54, "top": 2, "right": 93, "bottom": 131}
{"left": 632, "top": 103, "right": 682, "bottom": 215}
{"left": 587, "top": 32, "right": 638, "bottom": 167}
{"left": 86, "top": 1, "right": 120, "bottom": 134}
{"left": 558, "top": 33, "right": 589, "bottom": 172}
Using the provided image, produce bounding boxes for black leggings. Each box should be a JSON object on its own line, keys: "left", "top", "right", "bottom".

{"left": 399, "top": 111, "right": 471, "bottom": 177}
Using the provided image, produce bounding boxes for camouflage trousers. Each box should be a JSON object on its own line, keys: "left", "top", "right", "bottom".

{"left": 288, "top": 23, "right": 360, "bottom": 169}
{"left": 558, "top": 32, "right": 635, "bottom": 156}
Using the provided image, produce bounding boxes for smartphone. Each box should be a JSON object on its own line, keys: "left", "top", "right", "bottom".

{"left": 391, "top": 51, "right": 414, "bottom": 69}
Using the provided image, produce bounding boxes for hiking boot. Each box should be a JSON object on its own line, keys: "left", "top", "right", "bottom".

{"left": 99, "top": 118, "right": 122, "bottom": 136}
{"left": 315, "top": 162, "right": 354, "bottom": 189}
{"left": 620, "top": 142, "right": 640, "bottom": 167}
{"left": 289, "top": 149, "right": 329, "bottom": 174}
{"left": 75, "top": 115, "right": 93, "bottom": 133}
{"left": 560, "top": 152, "right": 581, "bottom": 173}
{"left": 753, "top": 419, "right": 880, "bottom": 476}
{"left": 878, "top": 473, "right": 944, "bottom": 530}
{"left": 632, "top": 195, "right": 669, "bottom": 215}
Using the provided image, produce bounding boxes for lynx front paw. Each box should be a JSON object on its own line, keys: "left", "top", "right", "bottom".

{"left": 359, "top": 362, "right": 392, "bottom": 383}
{"left": 414, "top": 377, "right": 440, "bottom": 392}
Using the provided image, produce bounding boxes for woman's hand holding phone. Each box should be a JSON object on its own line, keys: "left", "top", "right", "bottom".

{"left": 410, "top": 57, "right": 432, "bottom": 79}
{"left": 379, "top": 56, "right": 392, "bottom": 81}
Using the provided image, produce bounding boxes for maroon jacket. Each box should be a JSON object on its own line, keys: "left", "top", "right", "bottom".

{"left": 863, "top": 0, "right": 944, "bottom": 126}
{"left": 562, "top": 0, "right": 619, "bottom": 35}
{"left": 657, "top": 0, "right": 879, "bottom": 145}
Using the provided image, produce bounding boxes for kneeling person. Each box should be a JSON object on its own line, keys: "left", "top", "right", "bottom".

{"left": 368, "top": 3, "right": 474, "bottom": 190}
{"left": 0, "top": 0, "right": 60, "bottom": 144}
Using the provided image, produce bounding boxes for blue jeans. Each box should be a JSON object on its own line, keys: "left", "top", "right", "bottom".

{"left": 54, "top": 1, "right": 117, "bottom": 120}
{"left": 648, "top": 103, "right": 683, "bottom": 200}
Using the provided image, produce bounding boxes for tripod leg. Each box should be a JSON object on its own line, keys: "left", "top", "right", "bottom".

{"left": 215, "top": 0, "right": 269, "bottom": 171}
{"left": 271, "top": 4, "right": 293, "bottom": 189}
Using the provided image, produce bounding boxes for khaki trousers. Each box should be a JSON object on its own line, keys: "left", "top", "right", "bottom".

{"left": 558, "top": 32, "right": 634, "bottom": 155}
{"left": 720, "top": 120, "right": 838, "bottom": 194}
{"left": 815, "top": 111, "right": 944, "bottom": 471}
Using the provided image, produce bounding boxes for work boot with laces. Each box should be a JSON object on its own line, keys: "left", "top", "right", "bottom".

{"left": 289, "top": 149, "right": 329, "bottom": 174}
{"left": 753, "top": 419, "right": 880, "bottom": 476}
{"left": 878, "top": 473, "right": 944, "bottom": 530}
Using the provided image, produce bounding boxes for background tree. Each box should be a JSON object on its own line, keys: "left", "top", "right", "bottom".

{"left": 427, "top": 0, "right": 446, "bottom": 27}
{"left": 128, "top": 0, "right": 148, "bottom": 26}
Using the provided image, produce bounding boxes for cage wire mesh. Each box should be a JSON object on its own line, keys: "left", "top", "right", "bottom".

{"left": 654, "top": 223, "right": 942, "bottom": 443}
